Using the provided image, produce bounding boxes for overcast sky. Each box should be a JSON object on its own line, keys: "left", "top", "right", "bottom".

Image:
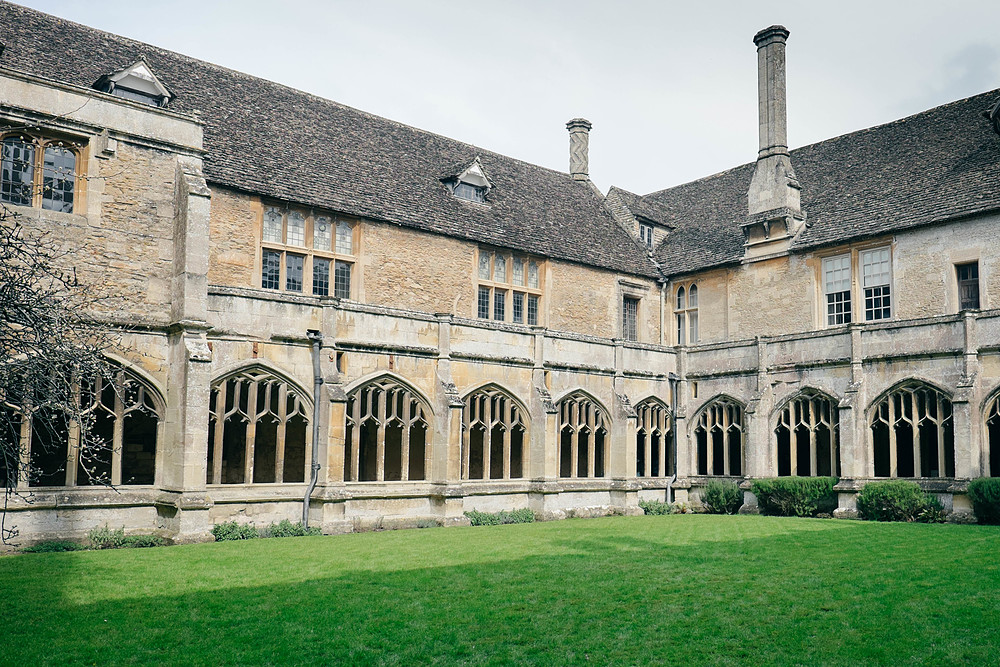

{"left": 17, "top": 1, "right": 1000, "bottom": 195}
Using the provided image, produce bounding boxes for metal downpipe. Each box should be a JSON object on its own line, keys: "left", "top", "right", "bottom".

{"left": 303, "top": 329, "right": 323, "bottom": 527}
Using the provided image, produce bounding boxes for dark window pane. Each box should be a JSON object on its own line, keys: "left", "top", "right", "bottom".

{"left": 313, "top": 258, "right": 330, "bottom": 296}
{"left": 42, "top": 145, "right": 75, "bottom": 213}
{"left": 826, "top": 290, "right": 852, "bottom": 325}
{"left": 493, "top": 289, "right": 506, "bottom": 321}
{"left": 286, "top": 254, "right": 304, "bottom": 292}
{"left": 454, "top": 182, "right": 485, "bottom": 203}
{"left": 623, "top": 297, "right": 639, "bottom": 341}
{"left": 512, "top": 292, "right": 524, "bottom": 323}
{"left": 334, "top": 260, "right": 351, "bottom": 299}
{"left": 864, "top": 285, "right": 891, "bottom": 321}
{"left": 957, "top": 262, "right": 980, "bottom": 310}
{"left": 262, "top": 250, "right": 281, "bottom": 289}
{"left": 478, "top": 286, "right": 490, "bottom": 319}
{"left": 527, "top": 295, "right": 538, "bottom": 326}
{"left": 1, "top": 138, "right": 34, "bottom": 206}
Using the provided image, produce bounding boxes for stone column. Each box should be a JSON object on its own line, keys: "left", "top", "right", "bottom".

{"left": 159, "top": 156, "right": 213, "bottom": 542}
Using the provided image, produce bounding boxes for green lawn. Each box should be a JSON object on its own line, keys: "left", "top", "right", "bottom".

{"left": 3, "top": 515, "right": 999, "bottom": 666}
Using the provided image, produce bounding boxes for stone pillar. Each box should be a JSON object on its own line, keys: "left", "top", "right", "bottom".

{"left": 159, "top": 156, "right": 213, "bottom": 542}
{"left": 956, "top": 312, "right": 982, "bottom": 479}
{"left": 566, "top": 118, "right": 592, "bottom": 181}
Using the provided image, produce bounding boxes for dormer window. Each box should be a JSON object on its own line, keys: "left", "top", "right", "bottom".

{"left": 639, "top": 222, "right": 654, "bottom": 249}
{"left": 444, "top": 157, "right": 492, "bottom": 204}
{"left": 94, "top": 60, "right": 173, "bottom": 108}
{"left": 454, "top": 181, "right": 486, "bottom": 203}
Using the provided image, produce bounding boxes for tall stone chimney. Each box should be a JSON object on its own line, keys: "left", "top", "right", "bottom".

{"left": 566, "top": 118, "right": 592, "bottom": 181}
{"left": 743, "top": 25, "right": 804, "bottom": 260}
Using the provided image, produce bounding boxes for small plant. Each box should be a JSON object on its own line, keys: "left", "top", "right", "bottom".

{"left": 416, "top": 519, "right": 439, "bottom": 529}
{"left": 88, "top": 525, "right": 127, "bottom": 550}
{"left": 751, "top": 477, "right": 838, "bottom": 517}
{"left": 638, "top": 500, "right": 673, "bottom": 515}
{"left": 701, "top": 480, "right": 743, "bottom": 514}
{"left": 210, "top": 521, "right": 260, "bottom": 541}
{"left": 672, "top": 502, "right": 691, "bottom": 514}
{"left": 259, "top": 519, "right": 321, "bottom": 538}
{"left": 856, "top": 480, "right": 944, "bottom": 523}
{"left": 20, "top": 540, "right": 86, "bottom": 553}
{"left": 464, "top": 508, "right": 535, "bottom": 526}
{"left": 967, "top": 477, "right": 1000, "bottom": 525}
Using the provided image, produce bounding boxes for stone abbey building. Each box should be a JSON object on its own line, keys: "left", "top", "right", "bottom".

{"left": 2, "top": 3, "right": 1000, "bottom": 541}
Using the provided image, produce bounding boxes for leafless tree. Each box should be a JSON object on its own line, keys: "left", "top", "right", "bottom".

{"left": 0, "top": 203, "right": 117, "bottom": 543}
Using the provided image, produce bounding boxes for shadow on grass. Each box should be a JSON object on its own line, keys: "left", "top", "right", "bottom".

{"left": 4, "top": 517, "right": 999, "bottom": 666}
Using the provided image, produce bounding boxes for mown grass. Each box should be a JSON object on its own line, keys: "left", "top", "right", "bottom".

{"left": 3, "top": 515, "right": 999, "bottom": 666}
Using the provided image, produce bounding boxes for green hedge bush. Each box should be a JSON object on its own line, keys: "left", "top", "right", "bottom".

{"left": 87, "top": 525, "right": 165, "bottom": 549}
{"left": 967, "top": 477, "right": 1000, "bottom": 525}
{"left": 856, "top": 480, "right": 944, "bottom": 523}
{"left": 701, "top": 480, "right": 743, "bottom": 515}
{"left": 638, "top": 500, "right": 673, "bottom": 515}
{"left": 20, "top": 540, "right": 86, "bottom": 553}
{"left": 211, "top": 521, "right": 260, "bottom": 541}
{"left": 751, "top": 477, "right": 838, "bottom": 517}
{"left": 260, "top": 519, "right": 322, "bottom": 538}
{"left": 464, "top": 509, "right": 535, "bottom": 526}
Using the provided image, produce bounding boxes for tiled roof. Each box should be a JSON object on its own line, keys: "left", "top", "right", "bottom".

{"left": 636, "top": 90, "right": 1000, "bottom": 277}
{"left": 0, "top": 2, "right": 659, "bottom": 279}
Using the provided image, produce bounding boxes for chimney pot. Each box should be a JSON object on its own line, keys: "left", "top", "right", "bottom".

{"left": 566, "top": 118, "right": 592, "bottom": 181}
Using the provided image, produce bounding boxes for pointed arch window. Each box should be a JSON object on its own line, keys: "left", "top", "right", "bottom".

{"left": 207, "top": 369, "right": 311, "bottom": 484}
{"left": 635, "top": 399, "right": 671, "bottom": 478}
{"left": 694, "top": 397, "right": 743, "bottom": 476}
{"left": 2, "top": 368, "right": 161, "bottom": 489}
{"left": 462, "top": 386, "right": 527, "bottom": 480}
{"left": 774, "top": 392, "right": 840, "bottom": 477}
{"left": 986, "top": 393, "right": 1000, "bottom": 477}
{"left": 558, "top": 393, "right": 609, "bottom": 478}
{"left": 345, "top": 377, "right": 430, "bottom": 482}
{"left": 870, "top": 383, "right": 953, "bottom": 478}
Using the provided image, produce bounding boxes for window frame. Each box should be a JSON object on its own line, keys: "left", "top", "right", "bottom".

{"left": 639, "top": 222, "right": 654, "bottom": 249}
{"left": 259, "top": 203, "right": 356, "bottom": 299}
{"left": 622, "top": 296, "right": 640, "bottom": 342}
{"left": 476, "top": 248, "right": 543, "bottom": 326}
{"left": 817, "top": 243, "right": 894, "bottom": 328}
{"left": 1, "top": 133, "right": 82, "bottom": 214}
{"left": 673, "top": 281, "right": 699, "bottom": 345}
{"left": 956, "top": 261, "right": 981, "bottom": 311}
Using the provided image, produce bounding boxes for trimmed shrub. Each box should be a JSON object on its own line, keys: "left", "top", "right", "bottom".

{"left": 88, "top": 525, "right": 127, "bottom": 550}
{"left": 259, "top": 519, "right": 321, "bottom": 538}
{"left": 121, "top": 535, "right": 167, "bottom": 548}
{"left": 967, "top": 477, "right": 1000, "bottom": 525}
{"left": 20, "top": 540, "right": 85, "bottom": 553}
{"left": 856, "top": 480, "right": 945, "bottom": 523}
{"left": 638, "top": 500, "right": 673, "bottom": 516}
{"left": 464, "top": 509, "right": 535, "bottom": 526}
{"left": 701, "top": 480, "right": 743, "bottom": 515}
{"left": 211, "top": 521, "right": 260, "bottom": 541}
{"left": 751, "top": 477, "right": 838, "bottom": 517}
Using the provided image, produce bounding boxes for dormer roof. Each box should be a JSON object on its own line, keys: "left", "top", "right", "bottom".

{"left": 93, "top": 59, "right": 173, "bottom": 107}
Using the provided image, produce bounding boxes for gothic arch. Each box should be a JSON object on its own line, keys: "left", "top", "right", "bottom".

{"left": 344, "top": 374, "right": 432, "bottom": 482}
{"left": 867, "top": 379, "right": 954, "bottom": 479}
{"left": 461, "top": 383, "right": 529, "bottom": 480}
{"left": 102, "top": 353, "right": 167, "bottom": 411}
{"left": 691, "top": 395, "right": 745, "bottom": 477}
{"left": 982, "top": 385, "right": 1000, "bottom": 476}
{"left": 2, "top": 363, "right": 164, "bottom": 489}
{"left": 213, "top": 360, "right": 313, "bottom": 408}
{"left": 634, "top": 396, "right": 671, "bottom": 479}
{"left": 343, "top": 371, "right": 435, "bottom": 417}
{"left": 207, "top": 364, "right": 312, "bottom": 485}
{"left": 556, "top": 390, "right": 610, "bottom": 479}
{"left": 771, "top": 388, "right": 840, "bottom": 477}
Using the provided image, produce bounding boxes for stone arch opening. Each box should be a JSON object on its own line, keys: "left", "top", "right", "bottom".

{"left": 693, "top": 396, "right": 744, "bottom": 476}
{"left": 635, "top": 398, "right": 671, "bottom": 478}
{"left": 2, "top": 366, "right": 163, "bottom": 489}
{"left": 984, "top": 390, "right": 1000, "bottom": 476}
{"left": 773, "top": 391, "right": 840, "bottom": 477}
{"left": 208, "top": 366, "right": 311, "bottom": 485}
{"left": 869, "top": 381, "right": 954, "bottom": 478}
{"left": 462, "top": 385, "right": 528, "bottom": 480}
{"left": 344, "top": 376, "right": 430, "bottom": 482}
{"left": 557, "top": 392, "right": 609, "bottom": 479}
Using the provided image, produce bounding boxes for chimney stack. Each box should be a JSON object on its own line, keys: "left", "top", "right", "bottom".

{"left": 566, "top": 118, "right": 592, "bottom": 181}
{"left": 747, "top": 25, "right": 801, "bottom": 219}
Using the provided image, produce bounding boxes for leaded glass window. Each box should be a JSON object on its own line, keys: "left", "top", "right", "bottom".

{"left": 260, "top": 206, "right": 355, "bottom": 297}
{"left": 1, "top": 136, "right": 78, "bottom": 212}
